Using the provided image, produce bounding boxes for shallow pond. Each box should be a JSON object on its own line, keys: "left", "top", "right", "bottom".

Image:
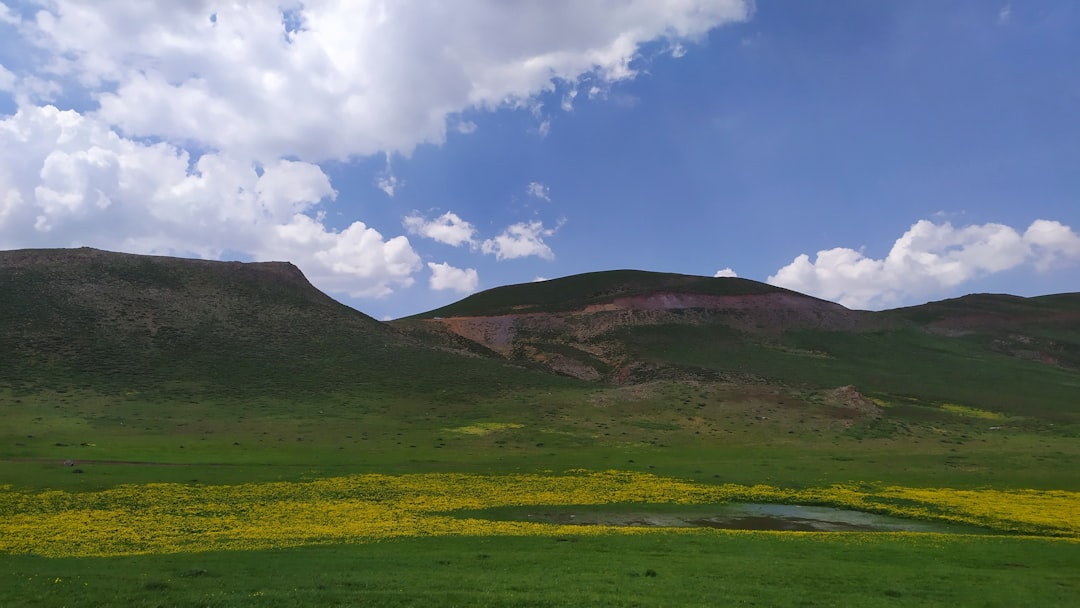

{"left": 474, "top": 503, "right": 981, "bottom": 533}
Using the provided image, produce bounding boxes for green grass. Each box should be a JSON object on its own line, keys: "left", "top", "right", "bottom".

{"left": 4, "top": 381, "right": 1078, "bottom": 492}
{"left": 617, "top": 324, "right": 1080, "bottom": 422}
{"left": 2, "top": 533, "right": 1077, "bottom": 607}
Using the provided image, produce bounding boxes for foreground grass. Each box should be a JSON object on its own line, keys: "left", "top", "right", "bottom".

{"left": 3, "top": 380, "right": 1078, "bottom": 605}
{"left": 2, "top": 533, "right": 1078, "bottom": 607}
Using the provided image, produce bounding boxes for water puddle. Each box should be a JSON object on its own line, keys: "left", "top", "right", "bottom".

{"left": 477, "top": 503, "right": 977, "bottom": 533}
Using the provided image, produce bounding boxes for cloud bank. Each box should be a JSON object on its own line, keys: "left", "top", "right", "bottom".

{"left": 768, "top": 219, "right": 1080, "bottom": 309}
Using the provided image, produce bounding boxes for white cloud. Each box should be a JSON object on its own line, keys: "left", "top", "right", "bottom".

{"left": 714, "top": 267, "right": 738, "bottom": 278}
{"left": 403, "top": 211, "right": 477, "bottom": 247}
{"left": 768, "top": 219, "right": 1080, "bottom": 309}
{"left": 1025, "top": 219, "right": 1080, "bottom": 271}
{"left": 376, "top": 174, "right": 401, "bottom": 198}
{"left": 455, "top": 120, "right": 478, "bottom": 135}
{"left": 481, "top": 220, "right": 556, "bottom": 261}
{"left": 272, "top": 214, "right": 421, "bottom": 298}
{"left": 375, "top": 153, "right": 402, "bottom": 197}
{"left": 526, "top": 181, "right": 551, "bottom": 201}
{"left": 427, "top": 261, "right": 479, "bottom": 293}
{"left": 0, "top": 3, "right": 17, "bottom": 25}
{"left": 12, "top": 1, "right": 750, "bottom": 161}
{"left": 0, "top": 104, "right": 419, "bottom": 298}
{"left": 560, "top": 89, "right": 578, "bottom": 112}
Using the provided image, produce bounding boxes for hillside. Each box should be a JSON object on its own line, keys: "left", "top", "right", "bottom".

{"left": 396, "top": 270, "right": 879, "bottom": 380}
{"left": 396, "top": 270, "right": 1080, "bottom": 421}
{"left": 0, "top": 247, "right": 563, "bottom": 399}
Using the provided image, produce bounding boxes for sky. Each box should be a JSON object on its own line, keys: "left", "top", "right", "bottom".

{"left": 0, "top": 1, "right": 1078, "bottom": 320}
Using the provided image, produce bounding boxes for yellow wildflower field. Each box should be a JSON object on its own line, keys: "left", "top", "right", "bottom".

{"left": 0, "top": 470, "right": 1076, "bottom": 557}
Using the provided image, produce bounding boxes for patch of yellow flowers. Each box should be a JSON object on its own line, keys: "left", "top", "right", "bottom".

{"left": 939, "top": 403, "right": 1008, "bottom": 420}
{"left": 0, "top": 470, "right": 1076, "bottom": 557}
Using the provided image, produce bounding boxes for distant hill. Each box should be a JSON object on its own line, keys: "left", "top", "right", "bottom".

{"left": 396, "top": 270, "right": 1080, "bottom": 420}
{"left": 0, "top": 248, "right": 561, "bottom": 399}
{"left": 396, "top": 270, "right": 881, "bottom": 381}
{"left": 3, "top": 248, "right": 1078, "bottom": 422}
{"left": 408, "top": 270, "right": 794, "bottom": 317}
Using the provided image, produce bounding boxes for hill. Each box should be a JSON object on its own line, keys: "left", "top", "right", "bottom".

{"left": 409, "top": 270, "right": 795, "bottom": 317}
{"left": 0, "top": 247, "right": 565, "bottom": 400}
{"left": 396, "top": 270, "right": 1080, "bottom": 421}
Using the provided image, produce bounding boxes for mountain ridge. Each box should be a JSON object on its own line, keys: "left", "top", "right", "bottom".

{"left": 3, "top": 247, "right": 1079, "bottom": 414}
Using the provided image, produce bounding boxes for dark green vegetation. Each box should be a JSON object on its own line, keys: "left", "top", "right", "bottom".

{"left": 2, "top": 248, "right": 1079, "bottom": 605}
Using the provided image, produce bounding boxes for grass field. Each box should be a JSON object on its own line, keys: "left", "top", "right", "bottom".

{"left": 3, "top": 257, "right": 1079, "bottom": 605}
{"left": 3, "top": 379, "right": 1079, "bottom": 605}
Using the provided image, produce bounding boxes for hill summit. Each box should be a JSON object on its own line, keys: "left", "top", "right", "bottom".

{"left": 395, "top": 269, "right": 881, "bottom": 382}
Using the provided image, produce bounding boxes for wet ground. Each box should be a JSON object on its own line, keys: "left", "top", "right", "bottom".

{"left": 498, "top": 503, "right": 972, "bottom": 533}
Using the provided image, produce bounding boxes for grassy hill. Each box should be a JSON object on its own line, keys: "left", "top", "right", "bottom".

{"left": 0, "top": 247, "right": 570, "bottom": 401}
{"left": 408, "top": 269, "right": 805, "bottom": 318}
{"left": 398, "top": 269, "right": 1080, "bottom": 424}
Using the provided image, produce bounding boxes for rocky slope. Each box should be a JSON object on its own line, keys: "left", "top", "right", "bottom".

{"left": 394, "top": 271, "right": 885, "bottom": 382}
{"left": 396, "top": 271, "right": 1080, "bottom": 386}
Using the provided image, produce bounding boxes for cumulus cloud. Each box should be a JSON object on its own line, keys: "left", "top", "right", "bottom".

{"left": 12, "top": 1, "right": 750, "bottom": 161}
{"left": 768, "top": 219, "right": 1080, "bottom": 309}
{"left": 272, "top": 215, "right": 421, "bottom": 298}
{"left": 526, "top": 181, "right": 551, "bottom": 201}
{"left": 403, "top": 211, "right": 478, "bottom": 247}
{"left": 714, "top": 267, "right": 738, "bottom": 278}
{"left": 427, "top": 261, "right": 479, "bottom": 293}
{"left": 0, "top": 104, "right": 419, "bottom": 298}
{"left": 481, "top": 220, "right": 556, "bottom": 261}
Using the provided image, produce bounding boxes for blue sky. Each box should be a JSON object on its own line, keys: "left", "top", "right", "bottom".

{"left": 0, "top": 1, "right": 1077, "bottom": 320}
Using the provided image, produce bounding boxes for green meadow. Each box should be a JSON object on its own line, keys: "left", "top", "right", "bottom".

{"left": 3, "top": 376, "right": 1079, "bottom": 606}
{"left": 2, "top": 256, "right": 1079, "bottom": 605}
